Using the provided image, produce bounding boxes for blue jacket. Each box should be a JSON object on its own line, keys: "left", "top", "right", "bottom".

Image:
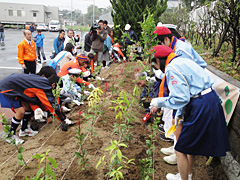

{"left": 34, "top": 34, "right": 44, "bottom": 47}
{"left": 104, "top": 35, "right": 112, "bottom": 52}
{"left": 125, "top": 30, "right": 138, "bottom": 45}
{"left": 54, "top": 36, "right": 65, "bottom": 55}
{"left": 29, "top": 25, "right": 34, "bottom": 33}
{"left": 140, "top": 81, "right": 161, "bottom": 99}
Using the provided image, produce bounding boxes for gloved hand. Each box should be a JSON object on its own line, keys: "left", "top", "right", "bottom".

{"left": 153, "top": 69, "right": 163, "bottom": 79}
{"left": 77, "top": 93, "right": 82, "bottom": 99}
{"left": 88, "top": 83, "right": 95, "bottom": 89}
{"left": 109, "top": 50, "right": 112, "bottom": 54}
{"left": 149, "top": 98, "right": 159, "bottom": 109}
{"left": 64, "top": 118, "right": 74, "bottom": 125}
{"left": 34, "top": 108, "right": 44, "bottom": 120}
{"left": 96, "top": 76, "right": 102, "bottom": 80}
{"left": 83, "top": 71, "right": 90, "bottom": 77}
{"left": 84, "top": 91, "right": 91, "bottom": 96}
{"left": 146, "top": 76, "right": 156, "bottom": 83}
{"left": 73, "top": 100, "right": 81, "bottom": 106}
{"left": 123, "top": 57, "right": 126, "bottom": 61}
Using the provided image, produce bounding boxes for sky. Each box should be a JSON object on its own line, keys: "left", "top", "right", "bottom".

{"left": 0, "top": 0, "right": 111, "bottom": 14}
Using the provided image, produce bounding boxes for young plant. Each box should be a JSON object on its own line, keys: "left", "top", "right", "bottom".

{"left": 0, "top": 113, "right": 28, "bottom": 168}
{"left": 27, "top": 149, "right": 57, "bottom": 180}
{"left": 74, "top": 111, "right": 89, "bottom": 170}
{"left": 96, "top": 140, "right": 135, "bottom": 180}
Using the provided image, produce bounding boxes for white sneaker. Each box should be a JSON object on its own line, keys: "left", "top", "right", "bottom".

{"left": 118, "top": 59, "right": 121, "bottom": 63}
{"left": 6, "top": 135, "right": 24, "bottom": 145}
{"left": 105, "top": 66, "right": 109, "bottom": 69}
{"left": 160, "top": 145, "right": 175, "bottom": 156}
{"left": 163, "top": 153, "right": 177, "bottom": 165}
{"left": 166, "top": 173, "right": 192, "bottom": 180}
{"left": 62, "top": 106, "right": 71, "bottom": 112}
{"left": 102, "top": 67, "right": 106, "bottom": 69}
{"left": 35, "top": 119, "right": 46, "bottom": 122}
{"left": 19, "top": 127, "right": 38, "bottom": 137}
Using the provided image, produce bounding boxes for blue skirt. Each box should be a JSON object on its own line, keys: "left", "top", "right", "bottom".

{"left": 175, "top": 90, "right": 230, "bottom": 157}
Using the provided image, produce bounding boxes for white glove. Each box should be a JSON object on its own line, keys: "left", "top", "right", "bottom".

{"left": 84, "top": 91, "right": 91, "bottom": 96}
{"left": 123, "top": 57, "right": 126, "bottom": 61}
{"left": 73, "top": 100, "right": 81, "bottom": 106}
{"left": 77, "top": 93, "right": 82, "bottom": 99}
{"left": 96, "top": 76, "right": 102, "bottom": 80}
{"left": 88, "top": 84, "right": 95, "bottom": 89}
{"left": 153, "top": 69, "right": 163, "bottom": 79}
{"left": 149, "top": 98, "right": 159, "bottom": 109}
{"left": 34, "top": 108, "right": 44, "bottom": 119}
{"left": 146, "top": 76, "right": 156, "bottom": 83}
{"left": 109, "top": 50, "right": 112, "bottom": 54}
{"left": 83, "top": 71, "right": 91, "bottom": 77}
{"left": 64, "top": 118, "right": 74, "bottom": 125}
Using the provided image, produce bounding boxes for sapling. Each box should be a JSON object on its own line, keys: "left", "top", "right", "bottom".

{"left": 74, "top": 111, "right": 89, "bottom": 170}
{"left": 0, "top": 113, "right": 28, "bottom": 168}
{"left": 96, "top": 140, "right": 135, "bottom": 180}
{"left": 27, "top": 149, "right": 58, "bottom": 180}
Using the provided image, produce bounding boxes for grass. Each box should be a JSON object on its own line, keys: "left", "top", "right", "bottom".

{"left": 65, "top": 25, "right": 90, "bottom": 31}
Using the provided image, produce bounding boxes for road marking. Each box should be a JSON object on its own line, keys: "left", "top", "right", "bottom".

{"left": 0, "top": 67, "right": 22, "bottom": 69}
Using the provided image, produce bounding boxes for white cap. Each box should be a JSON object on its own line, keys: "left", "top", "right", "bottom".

{"left": 68, "top": 68, "right": 81, "bottom": 74}
{"left": 125, "top": 24, "right": 131, "bottom": 30}
{"left": 157, "top": 22, "right": 177, "bottom": 29}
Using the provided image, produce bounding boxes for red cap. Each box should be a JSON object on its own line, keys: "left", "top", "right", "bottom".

{"left": 153, "top": 45, "right": 173, "bottom": 58}
{"left": 153, "top": 26, "right": 171, "bottom": 36}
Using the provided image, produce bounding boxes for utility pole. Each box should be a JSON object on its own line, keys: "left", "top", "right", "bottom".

{"left": 71, "top": 0, "right": 73, "bottom": 28}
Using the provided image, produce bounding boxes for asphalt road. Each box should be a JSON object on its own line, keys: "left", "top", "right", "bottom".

{"left": 0, "top": 29, "right": 86, "bottom": 80}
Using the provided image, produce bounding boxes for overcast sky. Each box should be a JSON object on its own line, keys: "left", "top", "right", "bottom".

{"left": 0, "top": 0, "right": 111, "bottom": 14}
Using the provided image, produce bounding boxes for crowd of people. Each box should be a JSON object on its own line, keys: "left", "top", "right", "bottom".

{"left": 0, "top": 19, "right": 230, "bottom": 180}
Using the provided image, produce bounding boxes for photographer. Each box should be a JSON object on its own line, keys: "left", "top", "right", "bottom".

{"left": 90, "top": 20, "right": 107, "bottom": 67}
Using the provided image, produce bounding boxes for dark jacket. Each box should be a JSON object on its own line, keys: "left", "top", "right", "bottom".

{"left": 125, "top": 30, "right": 138, "bottom": 45}
{"left": 54, "top": 36, "right": 65, "bottom": 54}
{"left": 29, "top": 25, "right": 34, "bottom": 33}
{"left": 0, "top": 25, "right": 4, "bottom": 32}
{"left": 84, "top": 33, "right": 92, "bottom": 52}
{"left": 91, "top": 29, "right": 107, "bottom": 52}
{"left": 0, "top": 74, "right": 66, "bottom": 122}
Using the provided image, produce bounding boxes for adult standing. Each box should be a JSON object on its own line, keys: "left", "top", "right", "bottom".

{"left": 103, "top": 20, "right": 111, "bottom": 34}
{"left": 18, "top": 30, "right": 37, "bottom": 74}
{"left": 149, "top": 45, "right": 230, "bottom": 180}
{"left": 64, "top": 29, "right": 80, "bottom": 55}
{"left": 84, "top": 28, "right": 92, "bottom": 53}
{"left": 34, "top": 30, "right": 46, "bottom": 63}
{"left": 53, "top": 29, "right": 65, "bottom": 57}
{"left": 124, "top": 24, "right": 138, "bottom": 46}
{"left": 29, "top": 23, "right": 35, "bottom": 34}
{"left": 0, "top": 22, "right": 4, "bottom": 45}
{"left": 90, "top": 20, "right": 107, "bottom": 67}
{"left": 102, "top": 34, "right": 112, "bottom": 69}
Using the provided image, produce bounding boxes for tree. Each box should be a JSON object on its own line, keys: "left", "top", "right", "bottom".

{"left": 110, "top": 0, "right": 168, "bottom": 40}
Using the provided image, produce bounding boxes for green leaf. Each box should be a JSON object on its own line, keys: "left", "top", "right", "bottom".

{"left": 18, "top": 147, "right": 23, "bottom": 153}
{"left": 35, "top": 167, "right": 44, "bottom": 179}
{"left": 110, "top": 154, "right": 117, "bottom": 164}
{"left": 117, "top": 149, "right": 122, "bottom": 162}
{"left": 47, "top": 157, "right": 57, "bottom": 169}
{"left": 225, "top": 99, "right": 233, "bottom": 115}
{"left": 17, "top": 153, "right": 23, "bottom": 161}
{"left": 32, "top": 154, "right": 43, "bottom": 160}
{"left": 75, "top": 152, "right": 82, "bottom": 158}
{"left": 96, "top": 157, "right": 102, "bottom": 168}
{"left": 118, "top": 143, "right": 127, "bottom": 148}
{"left": 46, "top": 163, "right": 56, "bottom": 180}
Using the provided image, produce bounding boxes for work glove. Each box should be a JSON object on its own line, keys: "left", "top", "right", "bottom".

{"left": 146, "top": 76, "right": 156, "bottom": 83}
{"left": 83, "top": 71, "right": 91, "bottom": 77}
{"left": 84, "top": 91, "right": 91, "bottom": 96}
{"left": 96, "top": 76, "right": 102, "bottom": 80}
{"left": 64, "top": 118, "right": 74, "bottom": 125}
{"left": 153, "top": 69, "right": 163, "bottom": 79}
{"left": 77, "top": 93, "right": 82, "bottom": 99}
{"left": 88, "top": 83, "right": 95, "bottom": 89}
{"left": 149, "top": 98, "right": 159, "bottom": 109}
{"left": 123, "top": 57, "right": 126, "bottom": 61}
{"left": 34, "top": 108, "right": 44, "bottom": 120}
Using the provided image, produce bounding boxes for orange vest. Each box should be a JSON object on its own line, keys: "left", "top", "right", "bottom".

{"left": 18, "top": 39, "right": 37, "bottom": 65}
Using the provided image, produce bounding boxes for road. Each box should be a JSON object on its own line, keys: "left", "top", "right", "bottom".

{"left": 0, "top": 29, "right": 87, "bottom": 80}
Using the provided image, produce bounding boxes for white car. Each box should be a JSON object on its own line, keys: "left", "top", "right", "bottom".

{"left": 36, "top": 23, "right": 48, "bottom": 31}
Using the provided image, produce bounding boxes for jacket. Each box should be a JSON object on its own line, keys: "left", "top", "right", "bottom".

{"left": 53, "top": 36, "right": 65, "bottom": 55}
{"left": 0, "top": 74, "right": 66, "bottom": 122}
{"left": 0, "top": 25, "right": 4, "bottom": 32}
{"left": 113, "top": 43, "right": 125, "bottom": 58}
{"left": 34, "top": 34, "right": 45, "bottom": 47}
{"left": 125, "top": 30, "right": 138, "bottom": 45}
{"left": 54, "top": 51, "right": 75, "bottom": 69}
{"left": 84, "top": 33, "right": 92, "bottom": 52}
{"left": 91, "top": 29, "right": 107, "bottom": 52}
{"left": 18, "top": 39, "right": 37, "bottom": 65}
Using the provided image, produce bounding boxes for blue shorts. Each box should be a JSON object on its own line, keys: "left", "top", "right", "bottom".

{"left": 0, "top": 93, "right": 22, "bottom": 109}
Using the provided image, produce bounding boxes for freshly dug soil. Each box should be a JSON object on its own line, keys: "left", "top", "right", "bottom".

{"left": 0, "top": 62, "right": 228, "bottom": 180}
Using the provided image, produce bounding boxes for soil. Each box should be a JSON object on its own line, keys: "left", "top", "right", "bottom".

{"left": 0, "top": 62, "right": 228, "bottom": 180}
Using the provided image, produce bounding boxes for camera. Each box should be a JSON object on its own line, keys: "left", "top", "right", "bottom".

{"left": 92, "top": 22, "right": 100, "bottom": 31}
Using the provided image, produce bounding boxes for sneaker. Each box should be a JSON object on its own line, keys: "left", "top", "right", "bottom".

{"left": 160, "top": 145, "right": 175, "bottom": 156}
{"left": 19, "top": 128, "right": 38, "bottom": 137}
{"left": 158, "top": 126, "right": 165, "bottom": 133}
{"left": 102, "top": 67, "right": 106, "bottom": 69}
{"left": 166, "top": 173, "right": 192, "bottom": 180}
{"left": 6, "top": 135, "right": 24, "bottom": 145}
{"left": 159, "top": 134, "right": 173, "bottom": 142}
{"left": 35, "top": 119, "right": 46, "bottom": 122}
{"left": 163, "top": 153, "right": 177, "bottom": 165}
{"left": 62, "top": 106, "right": 71, "bottom": 112}
{"left": 105, "top": 66, "right": 109, "bottom": 69}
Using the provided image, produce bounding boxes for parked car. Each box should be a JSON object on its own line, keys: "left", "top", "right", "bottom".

{"left": 25, "top": 22, "right": 36, "bottom": 30}
{"left": 49, "top": 20, "right": 61, "bottom": 32}
{"left": 36, "top": 23, "right": 48, "bottom": 31}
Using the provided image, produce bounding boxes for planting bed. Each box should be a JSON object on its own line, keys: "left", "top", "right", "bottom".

{"left": 0, "top": 62, "right": 227, "bottom": 180}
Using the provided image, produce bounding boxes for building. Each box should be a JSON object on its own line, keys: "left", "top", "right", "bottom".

{"left": 167, "top": 0, "right": 180, "bottom": 9}
{"left": 0, "top": 2, "right": 59, "bottom": 26}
